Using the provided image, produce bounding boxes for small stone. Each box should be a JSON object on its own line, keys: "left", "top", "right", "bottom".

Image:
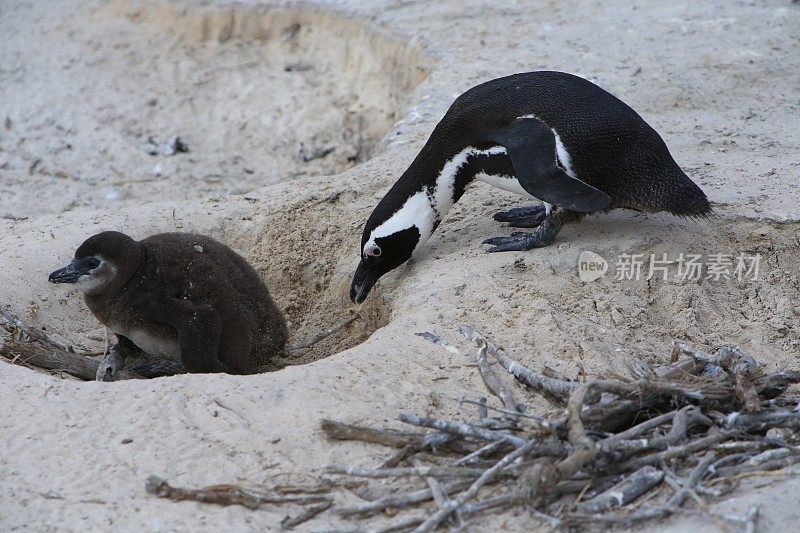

{"left": 766, "top": 428, "right": 792, "bottom": 441}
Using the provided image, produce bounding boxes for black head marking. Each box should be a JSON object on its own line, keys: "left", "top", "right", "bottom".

{"left": 351, "top": 226, "right": 420, "bottom": 304}
{"left": 49, "top": 231, "right": 141, "bottom": 294}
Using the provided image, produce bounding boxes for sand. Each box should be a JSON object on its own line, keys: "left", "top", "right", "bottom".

{"left": 1, "top": 0, "right": 799, "bottom": 531}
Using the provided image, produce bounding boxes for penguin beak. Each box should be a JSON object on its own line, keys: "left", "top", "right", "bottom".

{"left": 49, "top": 259, "right": 90, "bottom": 284}
{"left": 350, "top": 260, "right": 378, "bottom": 304}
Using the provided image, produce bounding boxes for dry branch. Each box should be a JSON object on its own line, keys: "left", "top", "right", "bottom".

{"left": 474, "top": 340, "right": 525, "bottom": 415}
{"left": 326, "top": 465, "right": 490, "bottom": 479}
{"left": 145, "top": 476, "right": 329, "bottom": 509}
{"left": 336, "top": 480, "right": 472, "bottom": 517}
{"left": 320, "top": 418, "right": 425, "bottom": 448}
{"left": 459, "top": 325, "right": 577, "bottom": 401}
{"left": 280, "top": 500, "right": 332, "bottom": 529}
{"left": 576, "top": 466, "right": 664, "bottom": 513}
{"left": 1, "top": 336, "right": 143, "bottom": 381}
{"left": 398, "top": 413, "right": 529, "bottom": 447}
{"left": 285, "top": 314, "right": 360, "bottom": 352}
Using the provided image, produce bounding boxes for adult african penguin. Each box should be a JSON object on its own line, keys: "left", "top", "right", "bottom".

{"left": 49, "top": 231, "right": 288, "bottom": 380}
{"left": 350, "top": 71, "right": 711, "bottom": 304}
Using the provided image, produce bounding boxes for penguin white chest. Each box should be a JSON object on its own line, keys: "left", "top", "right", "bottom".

{"left": 117, "top": 327, "right": 182, "bottom": 360}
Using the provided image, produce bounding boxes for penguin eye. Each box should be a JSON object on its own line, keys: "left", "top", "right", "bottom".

{"left": 79, "top": 256, "right": 101, "bottom": 270}
{"left": 365, "top": 245, "right": 382, "bottom": 258}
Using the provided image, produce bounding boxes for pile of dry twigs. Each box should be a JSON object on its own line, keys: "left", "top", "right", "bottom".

{"left": 145, "top": 326, "right": 800, "bottom": 531}
{"left": 6, "top": 306, "right": 799, "bottom": 530}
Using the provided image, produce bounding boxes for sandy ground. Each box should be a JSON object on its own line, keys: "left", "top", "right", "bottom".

{"left": 1, "top": 0, "right": 800, "bottom": 531}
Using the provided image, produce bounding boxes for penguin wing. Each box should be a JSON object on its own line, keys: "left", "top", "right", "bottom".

{"left": 484, "top": 119, "right": 612, "bottom": 212}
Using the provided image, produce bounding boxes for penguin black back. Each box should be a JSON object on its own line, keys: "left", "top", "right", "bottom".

{"left": 431, "top": 71, "right": 710, "bottom": 215}
{"left": 49, "top": 231, "right": 288, "bottom": 379}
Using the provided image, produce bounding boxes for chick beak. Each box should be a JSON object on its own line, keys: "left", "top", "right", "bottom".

{"left": 48, "top": 260, "right": 87, "bottom": 284}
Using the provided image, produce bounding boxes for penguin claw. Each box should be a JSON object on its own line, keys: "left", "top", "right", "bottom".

{"left": 492, "top": 204, "right": 547, "bottom": 228}
{"left": 483, "top": 234, "right": 533, "bottom": 252}
{"left": 483, "top": 231, "right": 555, "bottom": 252}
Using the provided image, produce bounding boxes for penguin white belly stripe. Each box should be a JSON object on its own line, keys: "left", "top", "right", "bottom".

{"left": 432, "top": 145, "right": 507, "bottom": 214}
{"left": 368, "top": 145, "right": 509, "bottom": 250}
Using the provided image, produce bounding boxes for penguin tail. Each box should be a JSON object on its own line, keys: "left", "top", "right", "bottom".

{"left": 670, "top": 188, "right": 712, "bottom": 218}
{"left": 660, "top": 168, "right": 712, "bottom": 218}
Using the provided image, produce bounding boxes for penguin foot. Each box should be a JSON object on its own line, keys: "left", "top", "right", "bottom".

{"left": 492, "top": 204, "right": 547, "bottom": 228}
{"left": 96, "top": 351, "right": 126, "bottom": 381}
{"left": 483, "top": 221, "right": 562, "bottom": 252}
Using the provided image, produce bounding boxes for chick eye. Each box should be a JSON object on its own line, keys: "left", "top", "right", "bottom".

{"left": 365, "top": 245, "right": 382, "bottom": 258}
{"left": 86, "top": 257, "right": 101, "bottom": 269}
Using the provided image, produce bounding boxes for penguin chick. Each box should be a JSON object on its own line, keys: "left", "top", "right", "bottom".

{"left": 49, "top": 231, "right": 288, "bottom": 380}
{"left": 350, "top": 71, "right": 711, "bottom": 303}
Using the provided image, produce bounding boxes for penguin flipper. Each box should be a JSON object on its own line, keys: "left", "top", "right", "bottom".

{"left": 484, "top": 119, "right": 611, "bottom": 213}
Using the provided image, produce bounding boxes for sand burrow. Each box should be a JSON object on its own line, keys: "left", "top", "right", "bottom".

{"left": 0, "top": 0, "right": 433, "bottom": 217}
{"left": 1, "top": 0, "right": 433, "bottom": 372}
{"left": 212, "top": 188, "right": 389, "bottom": 369}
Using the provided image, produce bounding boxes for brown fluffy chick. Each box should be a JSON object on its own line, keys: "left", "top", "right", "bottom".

{"left": 49, "top": 231, "right": 288, "bottom": 380}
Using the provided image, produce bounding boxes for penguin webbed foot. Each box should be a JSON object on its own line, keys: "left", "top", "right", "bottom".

{"left": 96, "top": 350, "right": 127, "bottom": 381}
{"left": 483, "top": 232, "right": 547, "bottom": 252}
{"left": 483, "top": 217, "right": 562, "bottom": 252}
{"left": 492, "top": 204, "right": 547, "bottom": 228}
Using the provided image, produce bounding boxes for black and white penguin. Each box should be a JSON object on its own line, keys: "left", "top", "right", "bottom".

{"left": 49, "top": 231, "right": 288, "bottom": 380}
{"left": 350, "top": 71, "right": 711, "bottom": 303}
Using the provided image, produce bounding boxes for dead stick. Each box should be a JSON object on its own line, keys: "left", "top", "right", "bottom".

{"left": 413, "top": 439, "right": 539, "bottom": 532}
{"left": 576, "top": 466, "right": 664, "bottom": 513}
{"left": 452, "top": 440, "right": 505, "bottom": 466}
{"left": 667, "top": 451, "right": 717, "bottom": 508}
{"left": 459, "top": 325, "right": 577, "bottom": 401}
{"left": 475, "top": 340, "right": 524, "bottom": 414}
{"left": 320, "top": 419, "right": 426, "bottom": 448}
{"left": 713, "top": 453, "right": 800, "bottom": 478}
{"left": 285, "top": 314, "right": 359, "bottom": 351}
{"left": 145, "top": 476, "right": 327, "bottom": 509}
{"left": 0, "top": 307, "right": 68, "bottom": 349}
{"left": 336, "top": 480, "right": 472, "bottom": 517}
{"left": 280, "top": 500, "right": 332, "bottom": 530}
{"left": 413, "top": 458, "right": 463, "bottom": 531}
{"left": 614, "top": 431, "right": 733, "bottom": 473}
{"left": 369, "top": 494, "right": 517, "bottom": 533}
{"left": 326, "top": 465, "right": 489, "bottom": 479}
{"left": 399, "top": 413, "right": 528, "bottom": 447}
{"left": 1, "top": 337, "right": 142, "bottom": 381}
